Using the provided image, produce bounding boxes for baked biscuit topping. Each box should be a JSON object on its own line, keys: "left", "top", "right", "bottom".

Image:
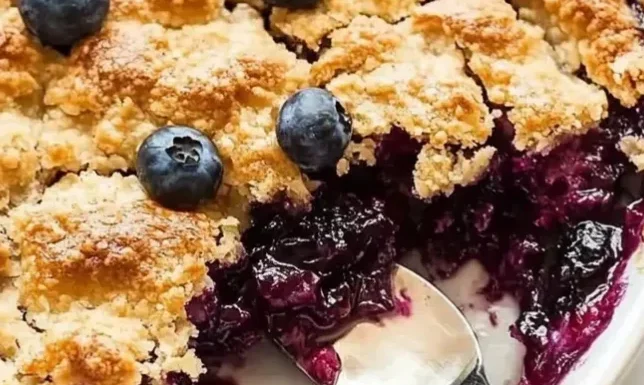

{"left": 414, "top": 0, "right": 608, "bottom": 152}
{"left": 513, "top": 0, "right": 644, "bottom": 108}
{"left": 270, "top": 0, "right": 422, "bottom": 51}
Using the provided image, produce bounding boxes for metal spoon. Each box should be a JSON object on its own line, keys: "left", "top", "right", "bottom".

{"left": 276, "top": 264, "right": 491, "bottom": 385}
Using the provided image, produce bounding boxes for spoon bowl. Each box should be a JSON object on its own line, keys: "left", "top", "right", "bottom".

{"left": 276, "top": 264, "right": 490, "bottom": 385}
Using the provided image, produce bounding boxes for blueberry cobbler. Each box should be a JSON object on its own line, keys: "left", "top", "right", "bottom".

{"left": 2, "top": 0, "right": 644, "bottom": 385}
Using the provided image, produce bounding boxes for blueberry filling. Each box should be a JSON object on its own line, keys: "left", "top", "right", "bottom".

{"left": 173, "top": 96, "right": 644, "bottom": 385}
{"left": 243, "top": 189, "right": 398, "bottom": 384}
{"left": 628, "top": 0, "right": 644, "bottom": 28}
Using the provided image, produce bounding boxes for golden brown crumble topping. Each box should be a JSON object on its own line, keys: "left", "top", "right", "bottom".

{"left": 318, "top": 20, "right": 491, "bottom": 146}
{"left": 10, "top": 172, "right": 241, "bottom": 316}
{"left": 0, "top": 286, "right": 39, "bottom": 381}
{"left": 3, "top": 172, "right": 242, "bottom": 384}
{"left": 109, "top": 0, "right": 223, "bottom": 26}
{"left": 270, "top": 0, "right": 422, "bottom": 51}
{"left": 414, "top": 145, "right": 497, "bottom": 199}
{"left": 0, "top": 237, "right": 10, "bottom": 276}
{"left": 20, "top": 313, "right": 146, "bottom": 385}
{"left": 42, "top": 4, "right": 312, "bottom": 204}
{"left": 0, "top": 5, "right": 58, "bottom": 115}
{"left": 414, "top": 0, "right": 608, "bottom": 152}
{"left": 0, "top": 112, "right": 42, "bottom": 210}
{"left": 620, "top": 135, "right": 644, "bottom": 171}
{"left": 313, "top": 16, "right": 494, "bottom": 197}
{"left": 512, "top": 0, "right": 644, "bottom": 108}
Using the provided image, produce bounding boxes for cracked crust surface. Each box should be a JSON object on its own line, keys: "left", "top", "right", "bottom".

{"left": 313, "top": 16, "right": 495, "bottom": 197}
{"left": 414, "top": 0, "right": 608, "bottom": 152}
{"left": 512, "top": 0, "right": 644, "bottom": 108}
{"left": 270, "top": 0, "right": 422, "bottom": 51}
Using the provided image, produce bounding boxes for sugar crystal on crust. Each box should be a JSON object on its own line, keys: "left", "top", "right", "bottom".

{"left": 414, "top": 0, "right": 608, "bottom": 152}
{"left": 270, "top": 0, "right": 422, "bottom": 51}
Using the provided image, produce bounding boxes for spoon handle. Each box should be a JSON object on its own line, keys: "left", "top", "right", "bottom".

{"left": 462, "top": 364, "right": 490, "bottom": 385}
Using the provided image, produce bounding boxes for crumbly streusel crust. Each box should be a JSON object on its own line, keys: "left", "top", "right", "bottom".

{"left": 311, "top": 16, "right": 495, "bottom": 197}
{"left": 414, "top": 0, "right": 608, "bottom": 152}
{"left": 270, "top": 0, "right": 422, "bottom": 51}
{"left": 2, "top": 172, "right": 242, "bottom": 385}
{"left": 513, "top": 0, "right": 644, "bottom": 108}
{"left": 42, "top": 4, "right": 311, "bottom": 205}
{"left": 1, "top": 0, "right": 644, "bottom": 383}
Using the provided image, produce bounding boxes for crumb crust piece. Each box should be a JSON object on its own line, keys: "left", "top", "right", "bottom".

{"left": 2, "top": 172, "right": 243, "bottom": 385}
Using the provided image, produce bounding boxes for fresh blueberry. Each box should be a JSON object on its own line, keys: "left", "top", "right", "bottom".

{"left": 18, "top": 0, "right": 110, "bottom": 48}
{"left": 265, "top": 0, "right": 319, "bottom": 9}
{"left": 136, "top": 126, "right": 223, "bottom": 210}
{"left": 276, "top": 88, "right": 352, "bottom": 173}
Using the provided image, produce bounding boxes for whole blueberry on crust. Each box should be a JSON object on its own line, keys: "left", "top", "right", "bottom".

{"left": 276, "top": 87, "right": 353, "bottom": 173}
{"left": 136, "top": 126, "right": 223, "bottom": 210}
{"left": 18, "top": 0, "right": 110, "bottom": 48}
